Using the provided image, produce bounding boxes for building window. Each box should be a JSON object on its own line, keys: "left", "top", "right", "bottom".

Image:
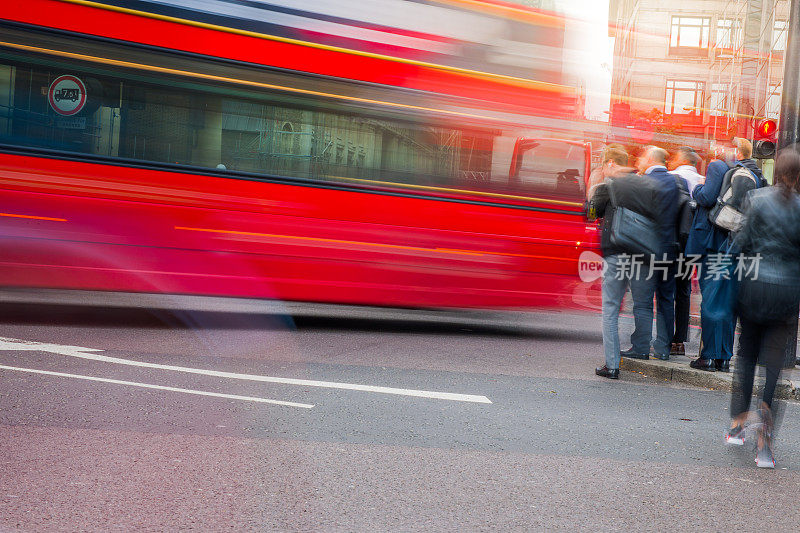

{"left": 766, "top": 85, "right": 781, "bottom": 118}
{"left": 709, "top": 83, "right": 729, "bottom": 116}
{"left": 665, "top": 80, "right": 705, "bottom": 114}
{"left": 772, "top": 21, "right": 788, "bottom": 52}
{"left": 715, "top": 19, "right": 740, "bottom": 49}
{"left": 670, "top": 16, "right": 711, "bottom": 49}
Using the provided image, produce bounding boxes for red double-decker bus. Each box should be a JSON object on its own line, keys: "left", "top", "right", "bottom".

{"left": 0, "top": 0, "right": 601, "bottom": 311}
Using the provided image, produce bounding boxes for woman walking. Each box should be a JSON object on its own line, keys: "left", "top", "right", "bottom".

{"left": 725, "top": 149, "right": 800, "bottom": 468}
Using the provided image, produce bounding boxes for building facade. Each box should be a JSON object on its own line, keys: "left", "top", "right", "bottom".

{"left": 609, "top": 0, "right": 789, "bottom": 149}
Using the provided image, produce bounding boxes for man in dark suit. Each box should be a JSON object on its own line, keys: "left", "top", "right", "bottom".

{"left": 687, "top": 140, "right": 764, "bottom": 372}
{"left": 669, "top": 147, "right": 703, "bottom": 356}
{"left": 588, "top": 146, "right": 661, "bottom": 378}
{"left": 620, "top": 146, "right": 682, "bottom": 361}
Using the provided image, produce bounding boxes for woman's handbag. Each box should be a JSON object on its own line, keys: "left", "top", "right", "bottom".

{"left": 606, "top": 179, "right": 660, "bottom": 258}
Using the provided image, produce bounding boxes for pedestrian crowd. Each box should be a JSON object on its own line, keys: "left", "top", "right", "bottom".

{"left": 586, "top": 140, "right": 800, "bottom": 469}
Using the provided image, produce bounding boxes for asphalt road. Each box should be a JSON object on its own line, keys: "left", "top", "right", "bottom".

{"left": 1, "top": 301, "right": 799, "bottom": 531}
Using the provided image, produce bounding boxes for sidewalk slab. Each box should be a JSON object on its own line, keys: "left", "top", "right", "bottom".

{"left": 621, "top": 355, "right": 800, "bottom": 401}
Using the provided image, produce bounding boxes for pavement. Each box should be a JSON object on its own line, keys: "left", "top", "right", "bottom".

{"left": 622, "top": 353, "right": 800, "bottom": 400}
{"left": 619, "top": 281, "right": 800, "bottom": 400}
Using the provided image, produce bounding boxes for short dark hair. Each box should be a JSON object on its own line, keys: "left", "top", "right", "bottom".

{"left": 678, "top": 146, "right": 700, "bottom": 167}
{"left": 603, "top": 147, "right": 628, "bottom": 167}
{"left": 774, "top": 148, "right": 800, "bottom": 194}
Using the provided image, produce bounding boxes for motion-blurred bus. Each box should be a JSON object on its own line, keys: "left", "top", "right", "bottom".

{"left": 0, "top": 0, "right": 601, "bottom": 311}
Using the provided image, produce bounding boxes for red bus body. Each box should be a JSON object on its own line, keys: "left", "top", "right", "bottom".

{"left": 0, "top": 0, "right": 602, "bottom": 311}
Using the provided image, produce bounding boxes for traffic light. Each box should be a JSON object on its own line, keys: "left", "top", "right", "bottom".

{"left": 753, "top": 118, "right": 777, "bottom": 158}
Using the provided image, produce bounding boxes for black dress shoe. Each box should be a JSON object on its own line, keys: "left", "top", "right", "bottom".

{"left": 689, "top": 358, "right": 716, "bottom": 371}
{"left": 715, "top": 359, "right": 730, "bottom": 372}
{"left": 595, "top": 365, "right": 620, "bottom": 379}
{"left": 620, "top": 348, "right": 649, "bottom": 360}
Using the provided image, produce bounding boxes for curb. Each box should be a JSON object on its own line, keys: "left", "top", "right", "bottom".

{"left": 620, "top": 357, "right": 800, "bottom": 401}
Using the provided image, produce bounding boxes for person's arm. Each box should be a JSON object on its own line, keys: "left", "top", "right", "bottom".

{"left": 586, "top": 167, "right": 604, "bottom": 199}
{"left": 693, "top": 180, "right": 719, "bottom": 207}
{"left": 587, "top": 182, "right": 610, "bottom": 221}
{"left": 692, "top": 161, "right": 727, "bottom": 207}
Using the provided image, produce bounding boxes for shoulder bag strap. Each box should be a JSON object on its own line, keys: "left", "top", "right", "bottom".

{"left": 605, "top": 177, "right": 618, "bottom": 207}
{"left": 720, "top": 167, "right": 738, "bottom": 202}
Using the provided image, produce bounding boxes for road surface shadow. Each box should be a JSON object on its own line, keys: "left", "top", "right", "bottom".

{"left": 0, "top": 302, "right": 601, "bottom": 342}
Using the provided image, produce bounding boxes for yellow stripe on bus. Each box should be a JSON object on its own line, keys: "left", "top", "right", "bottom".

{"left": 174, "top": 226, "right": 575, "bottom": 262}
{"left": 326, "top": 175, "right": 586, "bottom": 208}
{"left": 56, "top": 0, "right": 571, "bottom": 94}
{"left": 0, "top": 212, "right": 67, "bottom": 222}
{"left": 0, "top": 40, "right": 507, "bottom": 125}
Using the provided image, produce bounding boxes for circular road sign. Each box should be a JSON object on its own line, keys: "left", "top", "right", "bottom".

{"left": 48, "top": 75, "right": 87, "bottom": 116}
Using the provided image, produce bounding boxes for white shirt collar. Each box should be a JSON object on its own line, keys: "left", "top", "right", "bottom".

{"left": 644, "top": 165, "right": 666, "bottom": 175}
{"left": 675, "top": 165, "right": 697, "bottom": 172}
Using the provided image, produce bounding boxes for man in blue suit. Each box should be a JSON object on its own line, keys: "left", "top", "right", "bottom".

{"left": 687, "top": 140, "right": 763, "bottom": 371}
{"left": 620, "top": 146, "right": 682, "bottom": 360}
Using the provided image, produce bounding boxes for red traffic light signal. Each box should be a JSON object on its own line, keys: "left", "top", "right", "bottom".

{"left": 753, "top": 118, "right": 777, "bottom": 158}
{"left": 757, "top": 119, "right": 777, "bottom": 138}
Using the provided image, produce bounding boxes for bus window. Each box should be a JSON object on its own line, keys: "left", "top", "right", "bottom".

{"left": 510, "top": 139, "right": 587, "bottom": 200}
{"left": 0, "top": 56, "right": 469, "bottom": 188}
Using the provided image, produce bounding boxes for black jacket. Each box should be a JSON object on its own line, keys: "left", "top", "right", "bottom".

{"left": 588, "top": 172, "right": 661, "bottom": 257}
{"left": 643, "top": 166, "right": 682, "bottom": 259}
{"left": 732, "top": 186, "right": 800, "bottom": 322}
{"left": 733, "top": 187, "right": 800, "bottom": 284}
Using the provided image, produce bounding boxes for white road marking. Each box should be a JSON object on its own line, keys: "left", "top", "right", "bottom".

{"left": 0, "top": 337, "right": 492, "bottom": 404}
{"left": 0, "top": 364, "right": 314, "bottom": 408}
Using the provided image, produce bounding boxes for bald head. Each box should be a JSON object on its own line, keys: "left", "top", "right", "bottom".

{"left": 637, "top": 145, "right": 669, "bottom": 173}
{"left": 646, "top": 146, "right": 668, "bottom": 165}
{"left": 676, "top": 146, "right": 700, "bottom": 167}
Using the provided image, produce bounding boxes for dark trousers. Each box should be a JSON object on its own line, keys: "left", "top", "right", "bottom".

{"left": 698, "top": 258, "right": 736, "bottom": 361}
{"left": 730, "top": 316, "right": 791, "bottom": 417}
{"left": 655, "top": 268, "right": 677, "bottom": 356}
{"left": 672, "top": 269, "right": 692, "bottom": 344}
{"left": 630, "top": 262, "right": 676, "bottom": 357}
